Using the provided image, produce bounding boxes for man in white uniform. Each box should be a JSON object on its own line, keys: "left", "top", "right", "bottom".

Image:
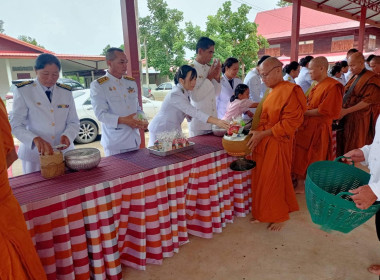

{"left": 244, "top": 55, "right": 270, "bottom": 109}
{"left": 90, "top": 48, "right": 147, "bottom": 156}
{"left": 10, "top": 54, "right": 79, "bottom": 174}
{"left": 344, "top": 118, "right": 380, "bottom": 275}
{"left": 189, "top": 37, "right": 221, "bottom": 137}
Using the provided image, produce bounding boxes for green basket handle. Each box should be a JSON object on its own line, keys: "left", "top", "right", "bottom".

{"left": 336, "top": 192, "right": 354, "bottom": 197}
{"left": 334, "top": 156, "right": 354, "bottom": 166}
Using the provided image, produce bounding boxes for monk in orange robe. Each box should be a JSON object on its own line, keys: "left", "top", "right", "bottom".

{"left": 292, "top": 57, "right": 343, "bottom": 193}
{"left": 369, "top": 55, "right": 380, "bottom": 136}
{"left": 339, "top": 52, "right": 380, "bottom": 154}
{"left": 247, "top": 57, "right": 307, "bottom": 231}
{"left": 0, "top": 102, "right": 47, "bottom": 279}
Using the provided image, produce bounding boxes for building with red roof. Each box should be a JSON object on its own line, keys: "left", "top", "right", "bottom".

{"left": 254, "top": 6, "right": 380, "bottom": 64}
{"left": 0, "top": 33, "right": 107, "bottom": 97}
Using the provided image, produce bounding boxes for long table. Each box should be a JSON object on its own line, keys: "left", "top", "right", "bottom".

{"left": 10, "top": 135, "right": 252, "bottom": 280}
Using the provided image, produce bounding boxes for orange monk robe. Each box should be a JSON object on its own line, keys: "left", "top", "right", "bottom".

{"left": 342, "top": 70, "right": 380, "bottom": 153}
{"left": 293, "top": 77, "right": 343, "bottom": 179}
{"left": 0, "top": 102, "right": 47, "bottom": 280}
{"left": 252, "top": 81, "right": 307, "bottom": 223}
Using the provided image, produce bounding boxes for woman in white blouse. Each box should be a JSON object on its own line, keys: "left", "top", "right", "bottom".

{"left": 216, "top": 57, "right": 242, "bottom": 119}
{"left": 148, "top": 65, "right": 229, "bottom": 146}
{"left": 283, "top": 61, "right": 300, "bottom": 84}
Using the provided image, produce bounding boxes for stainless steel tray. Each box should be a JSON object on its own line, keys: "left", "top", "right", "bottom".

{"left": 147, "top": 142, "right": 195, "bottom": 156}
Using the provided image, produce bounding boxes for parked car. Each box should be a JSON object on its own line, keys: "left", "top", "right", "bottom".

{"left": 73, "top": 89, "right": 162, "bottom": 144}
{"left": 142, "top": 85, "right": 155, "bottom": 100}
{"left": 5, "top": 78, "right": 86, "bottom": 115}
{"left": 150, "top": 82, "right": 175, "bottom": 101}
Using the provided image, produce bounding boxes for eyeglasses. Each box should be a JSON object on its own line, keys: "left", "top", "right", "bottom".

{"left": 259, "top": 66, "right": 281, "bottom": 78}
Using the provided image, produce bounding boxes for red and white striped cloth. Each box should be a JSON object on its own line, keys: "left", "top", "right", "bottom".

{"left": 16, "top": 145, "right": 251, "bottom": 279}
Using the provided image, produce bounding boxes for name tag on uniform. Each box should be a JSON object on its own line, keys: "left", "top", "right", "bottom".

{"left": 128, "top": 87, "right": 135, "bottom": 93}
{"left": 57, "top": 104, "right": 69, "bottom": 108}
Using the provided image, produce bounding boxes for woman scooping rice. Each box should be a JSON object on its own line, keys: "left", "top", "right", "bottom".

{"left": 148, "top": 65, "right": 230, "bottom": 146}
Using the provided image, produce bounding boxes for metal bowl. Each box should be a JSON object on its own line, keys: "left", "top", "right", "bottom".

{"left": 64, "top": 148, "right": 101, "bottom": 171}
{"left": 212, "top": 124, "right": 227, "bottom": 137}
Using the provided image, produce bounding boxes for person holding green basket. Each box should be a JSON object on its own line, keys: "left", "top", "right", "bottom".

{"left": 344, "top": 117, "right": 380, "bottom": 275}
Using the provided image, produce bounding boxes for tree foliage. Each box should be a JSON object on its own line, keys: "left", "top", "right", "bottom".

{"left": 0, "top": 20, "right": 4, "bottom": 33}
{"left": 100, "top": 44, "right": 124, "bottom": 56}
{"left": 18, "top": 35, "right": 44, "bottom": 49}
{"left": 139, "top": 0, "right": 186, "bottom": 79}
{"left": 185, "top": 1, "right": 268, "bottom": 78}
{"left": 277, "top": 0, "right": 292, "bottom": 7}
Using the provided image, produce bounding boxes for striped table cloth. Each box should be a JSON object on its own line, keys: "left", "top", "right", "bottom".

{"left": 12, "top": 135, "right": 252, "bottom": 279}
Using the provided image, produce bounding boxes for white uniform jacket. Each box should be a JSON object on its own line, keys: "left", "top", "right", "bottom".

{"left": 295, "top": 67, "right": 312, "bottom": 93}
{"left": 189, "top": 60, "right": 221, "bottom": 132}
{"left": 283, "top": 73, "right": 295, "bottom": 84}
{"left": 10, "top": 79, "right": 79, "bottom": 162}
{"left": 216, "top": 75, "right": 242, "bottom": 119}
{"left": 360, "top": 118, "right": 380, "bottom": 201}
{"left": 148, "top": 84, "right": 209, "bottom": 146}
{"left": 90, "top": 72, "right": 143, "bottom": 151}
{"left": 243, "top": 68, "right": 267, "bottom": 103}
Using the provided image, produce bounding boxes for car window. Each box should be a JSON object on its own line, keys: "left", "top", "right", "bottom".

{"left": 165, "top": 83, "right": 172, "bottom": 90}
{"left": 157, "top": 84, "right": 165, "bottom": 90}
{"left": 83, "top": 98, "right": 92, "bottom": 106}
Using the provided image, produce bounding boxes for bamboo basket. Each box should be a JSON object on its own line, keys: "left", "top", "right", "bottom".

{"left": 40, "top": 151, "right": 65, "bottom": 179}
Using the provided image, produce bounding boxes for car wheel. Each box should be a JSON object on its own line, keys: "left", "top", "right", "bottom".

{"left": 75, "top": 120, "right": 98, "bottom": 144}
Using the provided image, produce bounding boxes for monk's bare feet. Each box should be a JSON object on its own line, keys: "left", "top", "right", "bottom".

{"left": 368, "top": 264, "right": 380, "bottom": 275}
{"left": 267, "top": 222, "right": 286, "bottom": 231}
{"left": 294, "top": 179, "right": 305, "bottom": 194}
{"left": 250, "top": 217, "right": 260, "bottom": 224}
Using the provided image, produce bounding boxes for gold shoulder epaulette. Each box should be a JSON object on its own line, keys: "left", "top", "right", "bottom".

{"left": 56, "top": 83, "right": 72, "bottom": 91}
{"left": 15, "top": 80, "right": 34, "bottom": 88}
{"left": 123, "top": 75, "right": 135, "bottom": 81}
{"left": 97, "top": 76, "right": 109, "bottom": 84}
{"left": 190, "top": 64, "right": 195, "bottom": 67}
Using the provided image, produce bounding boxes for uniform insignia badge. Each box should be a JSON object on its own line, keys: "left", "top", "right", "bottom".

{"left": 287, "top": 77, "right": 291, "bottom": 81}
{"left": 56, "top": 83, "right": 72, "bottom": 91}
{"left": 57, "top": 104, "right": 69, "bottom": 108}
{"left": 113, "top": 86, "right": 116, "bottom": 90}
{"left": 109, "top": 87, "right": 113, "bottom": 91}
{"left": 36, "top": 102, "right": 41, "bottom": 106}
{"left": 128, "top": 87, "right": 135, "bottom": 93}
{"left": 15, "top": 80, "right": 34, "bottom": 88}
{"left": 123, "top": 75, "right": 135, "bottom": 81}
{"left": 97, "top": 76, "right": 109, "bottom": 85}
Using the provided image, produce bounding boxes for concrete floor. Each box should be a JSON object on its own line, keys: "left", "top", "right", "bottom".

{"left": 123, "top": 194, "right": 380, "bottom": 280}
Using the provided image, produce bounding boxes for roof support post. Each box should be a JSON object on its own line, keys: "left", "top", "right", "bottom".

{"left": 120, "top": 0, "right": 145, "bottom": 148}
{"left": 290, "top": 0, "right": 301, "bottom": 62}
{"left": 358, "top": 5, "right": 367, "bottom": 52}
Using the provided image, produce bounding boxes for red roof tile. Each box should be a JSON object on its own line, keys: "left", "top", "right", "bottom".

{"left": 255, "top": 6, "right": 359, "bottom": 39}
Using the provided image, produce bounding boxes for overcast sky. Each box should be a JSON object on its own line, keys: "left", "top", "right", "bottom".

{"left": 1, "top": 0, "right": 280, "bottom": 57}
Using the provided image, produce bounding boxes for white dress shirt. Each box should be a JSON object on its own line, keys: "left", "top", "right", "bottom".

{"left": 295, "top": 66, "right": 313, "bottom": 93}
{"left": 216, "top": 74, "right": 242, "bottom": 119}
{"left": 360, "top": 118, "right": 380, "bottom": 200}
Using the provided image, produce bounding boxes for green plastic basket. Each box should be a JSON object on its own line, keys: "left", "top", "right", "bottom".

{"left": 305, "top": 156, "right": 380, "bottom": 233}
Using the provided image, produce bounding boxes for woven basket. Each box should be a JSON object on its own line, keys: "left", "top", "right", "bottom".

{"left": 40, "top": 151, "right": 65, "bottom": 179}
{"left": 305, "top": 156, "right": 380, "bottom": 233}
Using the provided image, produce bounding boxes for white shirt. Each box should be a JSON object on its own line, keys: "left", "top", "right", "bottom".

{"left": 295, "top": 66, "right": 313, "bottom": 93}
{"left": 216, "top": 74, "right": 242, "bottom": 119}
{"left": 283, "top": 73, "right": 295, "bottom": 84}
{"left": 10, "top": 79, "right": 79, "bottom": 162}
{"left": 332, "top": 76, "right": 344, "bottom": 85}
{"left": 148, "top": 84, "right": 209, "bottom": 146}
{"left": 244, "top": 68, "right": 266, "bottom": 103}
{"left": 189, "top": 60, "right": 221, "bottom": 133}
{"left": 360, "top": 118, "right": 380, "bottom": 200}
{"left": 90, "top": 71, "right": 143, "bottom": 152}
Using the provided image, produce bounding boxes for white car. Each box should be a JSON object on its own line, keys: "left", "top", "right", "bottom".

{"left": 73, "top": 89, "right": 162, "bottom": 144}
{"left": 150, "top": 82, "right": 175, "bottom": 101}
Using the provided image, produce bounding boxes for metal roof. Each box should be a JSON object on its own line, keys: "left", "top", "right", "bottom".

{"left": 290, "top": 0, "right": 380, "bottom": 28}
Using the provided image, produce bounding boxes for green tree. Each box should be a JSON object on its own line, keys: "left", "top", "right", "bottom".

{"left": 185, "top": 1, "right": 268, "bottom": 79}
{"left": 18, "top": 35, "right": 44, "bottom": 49}
{"left": 139, "top": 0, "right": 186, "bottom": 79}
{"left": 0, "top": 20, "right": 4, "bottom": 33}
{"left": 277, "top": 0, "right": 292, "bottom": 7}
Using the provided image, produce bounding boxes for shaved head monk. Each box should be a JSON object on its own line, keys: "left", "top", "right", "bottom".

{"left": 292, "top": 57, "right": 343, "bottom": 193}
{"left": 370, "top": 56, "right": 380, "bottom": 75}
{"left": 0, "top": 102, "right": 47, "bottom": 279}
{"left": 338, "top": 52, "right": 380, "bottom": 154}
{"left": 247, "top": 57, "right": 306, "bottom": 231}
